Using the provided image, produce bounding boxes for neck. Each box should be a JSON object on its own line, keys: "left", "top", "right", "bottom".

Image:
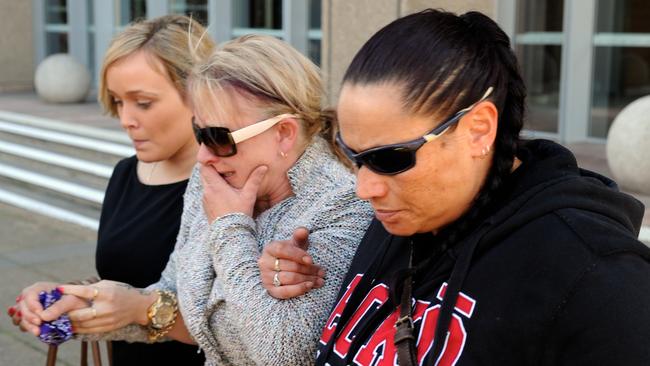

{"left": 145, "top": 140, "right": 198, "bottom": 184}
{"left": 253, "top": 177, "right": 294, "bottom": 217}
{"left": 251, "top": 141, "right": 307, "bottom": 216}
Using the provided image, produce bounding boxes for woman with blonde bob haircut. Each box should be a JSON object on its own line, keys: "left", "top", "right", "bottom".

{"left": 20, "top": 34, "right": 373, "bottom": 365}
{"left": 12, "top": 15, "right": 214, "bottom": 365}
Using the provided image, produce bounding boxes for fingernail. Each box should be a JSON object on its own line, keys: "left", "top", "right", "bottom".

{"left": 318, "top": 269, "right": 326, "bottom": 277}
{"left": 16, "top": 310, "right": 22, "bottom": 318}
{"left": 7, "top": 306, "right": 15, "bottom": 316}
{"left": 317, "top": 278, "right": 325, "bottom": 287}
{"left": 56, "top": 286, "right": 65, "bottom": 293}
{"left": 302, "top": 256, "right": 312, "bottom": 264}
{"left": 16, "top": 295, "right": 22, "bottom": 303}
{"left": 306, "top": 282, "right": 314, "bottom": 289}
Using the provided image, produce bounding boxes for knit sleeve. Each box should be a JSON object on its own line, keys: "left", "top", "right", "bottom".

{"left": 205, "top": 189, "right": 373, "bottom": 365}
{"left": 148, "top": 166, "right": 202, "bottom": 293}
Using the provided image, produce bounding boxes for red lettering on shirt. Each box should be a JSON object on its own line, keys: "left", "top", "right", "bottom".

{"left": 320, "top": 274, "right": 364, "bottom": 346}
{"left": 324, "top": 281, "right": 477, "bottom": 365}
{"left": 333, "top": 283, "right": 390, "bottom": 358}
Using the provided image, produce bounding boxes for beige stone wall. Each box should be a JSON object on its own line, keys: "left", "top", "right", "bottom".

{"left": 322, "top": 0, "right": 496, "bottom": 105}
{"left": 0, "top": 0, "right": 34, "bottom": 91}
{"left": 400, "top": 0, "right": 495, "bottom": 18}
{"left": 321, "top": 0, "right": 400, "bottom": 105}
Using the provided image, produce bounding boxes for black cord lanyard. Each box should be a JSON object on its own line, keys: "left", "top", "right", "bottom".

{"left": 394, "top": 240, "right": 417, "bottom": 366}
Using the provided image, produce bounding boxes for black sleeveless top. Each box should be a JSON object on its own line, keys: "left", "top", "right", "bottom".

{"left": 96, "top": 156, "right": 204, "bottom": 365}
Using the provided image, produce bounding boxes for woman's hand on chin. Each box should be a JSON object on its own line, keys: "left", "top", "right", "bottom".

{"left": 201, "top": 164, "right": 268, "bottom": 221}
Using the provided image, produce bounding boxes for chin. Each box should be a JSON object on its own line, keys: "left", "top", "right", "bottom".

{"left": 135, "top": 151, "right": 156, "bottom": 163}
{"left": 378, "top": 220, "right": 419, "bottom": 237}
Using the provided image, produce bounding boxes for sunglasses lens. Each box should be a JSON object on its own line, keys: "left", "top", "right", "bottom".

{"left": 364, "top": 148, "right": 414, "bottom": 174}
{"left": 207, "top": 129, "right": 236, "bottom": 156}
{"left": 193, "top": 127, "right": 236, "bottom": 156}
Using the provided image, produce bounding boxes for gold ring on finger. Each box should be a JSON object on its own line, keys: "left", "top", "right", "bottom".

{"left": 91, "top": 287, "right": 99, "bottom": 300}
{"left": 273, "top": 272, "right": 282, "bottom": 287}
{"left": 274, "top": 258, "right": 281, "bottom": 272}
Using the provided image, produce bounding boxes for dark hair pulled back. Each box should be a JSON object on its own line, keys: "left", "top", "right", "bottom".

{"left": 343, "top": 9, "right": 526, "bottom": 278}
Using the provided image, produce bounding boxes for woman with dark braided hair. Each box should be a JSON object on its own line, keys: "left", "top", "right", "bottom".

{"left": 259, "top": 8, "right": 650, "bottom": 365}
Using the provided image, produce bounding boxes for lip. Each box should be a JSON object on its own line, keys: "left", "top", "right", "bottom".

{"left": 132, "top": 139, "right": 148, "bottom": 149}
{"left": 374, "top": 209, "right": 401, "bottom": 222}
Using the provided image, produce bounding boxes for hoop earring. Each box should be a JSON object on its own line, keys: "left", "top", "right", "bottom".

{"left": 279, "top": 151, "right": 287, "bottom": 158}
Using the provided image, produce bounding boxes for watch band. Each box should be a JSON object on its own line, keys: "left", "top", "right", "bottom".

{"left": 146, "top": 290, "right": 178, "bottom": 342}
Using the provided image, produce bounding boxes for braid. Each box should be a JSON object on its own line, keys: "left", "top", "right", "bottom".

{"left": 411, "top": 12, "right": 526, "bottom": 276}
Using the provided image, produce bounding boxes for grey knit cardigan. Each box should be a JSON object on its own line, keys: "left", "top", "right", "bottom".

{"left": 91, "top": 137, "right": 374, "bottom": 365}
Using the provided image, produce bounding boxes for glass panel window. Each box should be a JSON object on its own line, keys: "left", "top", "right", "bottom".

{"left": 309, "top": 0, "right": 321, "bottom": 30}
{"left": 117, "top": 0, "right": 147, "bottom": 25}
{"left": 596, "top": 0, "right": 650, "bottom": 33}
{"left": 308, "top": 0, "right": 322, "bottom": 65}
{"left": 46, "top": 0, "right": 67, "bottom": 24}
{"left": 517, "top": 45, "right": 562, "bottom": 133}
{"left": 45, "top": 0, "right": 68, "bottom": 56}
{"left": 591, "top": 47, "right": 650, "bottom": 137}
{"left": 87, "top": 0, "right": 95, "bottom": 81}
{"left": 309, "top": 39, "right": 321, "bottom": 66}
{"left": 87, "top": 0, "right": 94, "bottom": 27}
{"left": 590, "top": 0, "right": 650, "bottom": 138}
{"left": 517, "top": 0, "right": 563, "bottom": 32}
{"left": 234, "top": 0, "right": 283, "bottom": 30}
{"left": 170, "top": 0, "right": 208, "bottom": 25}
{"left": 515, "top": 0, "right": 564, "bottom": 134}
{"left": 46, "top": 32, "right": 69, "bottom": 55}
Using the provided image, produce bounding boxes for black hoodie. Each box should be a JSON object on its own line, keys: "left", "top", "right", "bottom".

{"left": 316, "top": 140, "right": 650, "bottom": 365}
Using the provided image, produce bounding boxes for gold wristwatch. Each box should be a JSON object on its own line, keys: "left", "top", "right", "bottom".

{"left": 146, "top": 290, "right": 178, "bottom": 341}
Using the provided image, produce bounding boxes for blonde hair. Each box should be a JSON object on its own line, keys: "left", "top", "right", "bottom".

{"left": 98, "top": 15, "right": 215, "bottom": 117}
{"left": 188, "top": 34, "right": 346, "bottom": 165}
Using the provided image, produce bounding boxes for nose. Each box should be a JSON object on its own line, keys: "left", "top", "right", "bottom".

{"left": 197, "top": 143, "right": 219, "bottom": 165}
{"left": 118, "top": 104, "right": 137, "bottom": 130}
{"left": 355, "top": 166, "right": 388, "bottom": 201}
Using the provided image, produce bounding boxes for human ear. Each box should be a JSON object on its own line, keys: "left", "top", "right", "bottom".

{"left": 464, "top": 101, "right": 498, "bottom": 158}
{"left": 275, "top": 117, "right": 300, "bottom": 156}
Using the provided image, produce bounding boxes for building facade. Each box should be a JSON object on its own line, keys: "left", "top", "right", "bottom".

{"left": 1, "top": 0, "right": 649, "bottom": 143}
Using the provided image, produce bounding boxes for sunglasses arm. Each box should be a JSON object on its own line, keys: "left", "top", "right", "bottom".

{"left": 230, "top": 113, "right": 297, "bottom": 144}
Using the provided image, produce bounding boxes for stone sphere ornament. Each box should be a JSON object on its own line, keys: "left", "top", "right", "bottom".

{"left": 35, "top": 53, "right": 91, "bottom": 103}
{"left": 606, "top": 95, "right": 650, "bottom": 194}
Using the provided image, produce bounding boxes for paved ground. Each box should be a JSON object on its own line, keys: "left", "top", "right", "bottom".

{"left": 0, "top": 202, "right": 97, "bottom": 366}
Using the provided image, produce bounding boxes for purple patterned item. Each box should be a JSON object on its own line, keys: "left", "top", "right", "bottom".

{"left": 37, "top": 288, "right": 73, "bottom": 345}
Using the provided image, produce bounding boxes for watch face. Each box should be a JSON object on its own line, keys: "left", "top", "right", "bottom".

{"left": 155, "top": 306, "right": 174, "bottom": 325}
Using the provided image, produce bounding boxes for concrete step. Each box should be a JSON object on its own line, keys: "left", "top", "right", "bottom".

{"left": 0, "top": 120, "right": 133, "bottom": 158}
{"left": 0, "top": 111, "right": 131, "bottom": 230}
{"left": 0, "top": 110, "right": 129, "bottom": 144}
{"left": 0, "top": 130, "right": 126, "bottom": 167}
{"left": 0, "top": 148, "right": 110, "bottom": 191}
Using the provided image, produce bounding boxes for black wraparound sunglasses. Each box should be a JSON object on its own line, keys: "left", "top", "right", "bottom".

{"left": 192, "top": 113, "right": 297, "bottom": 157}
{"left": 336, "top": 87, "right": 494, "bottom": 175}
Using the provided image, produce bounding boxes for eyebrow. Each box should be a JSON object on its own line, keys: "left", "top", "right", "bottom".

{"left": 107, "top": 89, "right": 159, "bottom": 98}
